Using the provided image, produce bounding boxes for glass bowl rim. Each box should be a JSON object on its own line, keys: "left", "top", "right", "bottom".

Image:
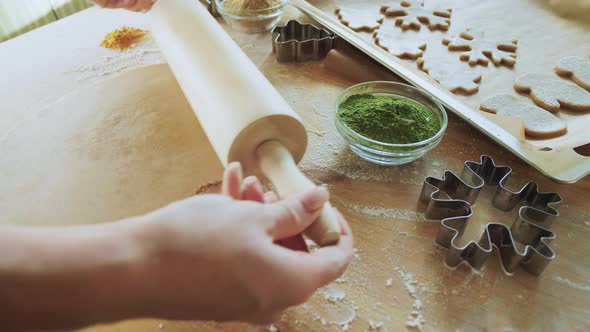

{"left": 216, "top": 0, "right": 288, "bottom": 18}
{"left": 335, "top": 81, "right": 448, "bottom": 149}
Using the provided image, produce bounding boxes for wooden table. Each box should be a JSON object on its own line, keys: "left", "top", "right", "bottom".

{"left": 1, "top": 6, "right": 588, "bottom": 332}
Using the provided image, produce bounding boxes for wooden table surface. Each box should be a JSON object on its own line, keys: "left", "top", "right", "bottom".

{"left": 0, "top": 5, "right": 589, "bottom": 332}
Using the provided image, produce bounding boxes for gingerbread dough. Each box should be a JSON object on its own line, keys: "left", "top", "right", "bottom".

{"left": 480, "top": 95, "right": 567, "bottom": 139}
{"left": 555, "top": 56, "right": 590, "bottom": 91}
{"left": 442, "top": 29, "right": 518, "bottom": 67}
{"left": 381, "top": 0, "right": 452, "bottom": 31}
{"left": 417, "top": 57, "right": 482, "bottom": 94}
{"left": 335, "top": 6, "right": 383, "bottom": 32}
{"left": 514, "top": 73, "right": 590, "bottom": 112}
{"left": 373, "top": 24, "right": 426, "bottom": 59}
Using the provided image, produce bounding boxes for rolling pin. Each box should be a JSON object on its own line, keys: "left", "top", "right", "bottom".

{"left": 149, "top": 0, "right": 341, "bottom": 245}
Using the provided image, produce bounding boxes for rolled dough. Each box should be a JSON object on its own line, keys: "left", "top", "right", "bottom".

{"left": 0, "top": 65, "right": 222, "bottom": 227}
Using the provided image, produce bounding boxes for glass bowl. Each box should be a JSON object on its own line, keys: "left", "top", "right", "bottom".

{"left": 216, "top": 0, "right": 288, "bottom": 33}
{"left": 335, "top": 81, "right": 447, "bottom": 166}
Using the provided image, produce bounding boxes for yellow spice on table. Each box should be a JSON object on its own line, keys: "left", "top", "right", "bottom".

{"left": 100, "top": 26, "right": 146, "bottom": 51}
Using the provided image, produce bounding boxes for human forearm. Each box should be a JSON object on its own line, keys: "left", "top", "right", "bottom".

{"left": 0, "top": 218, "right": 154, "bottom": 331}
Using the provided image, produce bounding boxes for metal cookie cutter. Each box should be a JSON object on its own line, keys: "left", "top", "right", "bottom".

{"left": 419, "top": 155, "right": 561, "bottom": 276}
{"left": 272, "top": 20, "right": 337, "bottom": 62}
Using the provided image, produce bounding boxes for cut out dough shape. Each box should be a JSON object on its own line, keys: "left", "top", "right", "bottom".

{"left": 442, "top": 29, "right": 518, "bottom": 67}
{"left": 555, "top": 56, "right": 590, "bottom": 91}
{"left": 381, "top": 0, "right": 452, "bottom": 31}
{"left": 373, "top": 24, "right": 426, "bottom": 59}
{"left": 417, "top": 57, "right": 482, "bottom": 94}
{"left": 480, "top": 95, "right": 567, "bottom": 139}
{"left": 336, "top": 6, "right": 384, "bottom": 32}
{"left": 514, "top": 73, "right": 590, "bottom": 112}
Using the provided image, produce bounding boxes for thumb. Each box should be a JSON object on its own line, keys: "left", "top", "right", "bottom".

{"left": 264, "top": 187, "right": 329, "bottom": 240}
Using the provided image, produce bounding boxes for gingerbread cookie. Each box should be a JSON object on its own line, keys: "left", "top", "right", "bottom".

{"left": 417, "top": 57, "right": 482, "bottom": 94}
{"left": 480, "top": 95, "right": 567, "bottom": 139}
{"left": 514, "top": 73, "right": 590, "bottom": 112}
{"left": 555, "top": 56, "right": 590, "bottom": 91}
{"left": 380, "top": 0, "right": 452, "bottom": 31}
{"left": 336, "top": 6, "right": 384, "bottom": 32}
{"left": 442, "top": 29, "right": 517, "bottom": 67}
{"left": 374, "top": 24, "right": 426, "bottom": 59}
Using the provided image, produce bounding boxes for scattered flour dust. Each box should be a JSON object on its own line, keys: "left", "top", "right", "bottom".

{"left": 306, "top": 289, "right": 357, "bottom": 330}
{"left": 552, "top": 276, "right": 590, "bottom": 292}
{"left": 267, "top": 324, "right": 278, "bottom": 332}
{"left": 324, "top": 286, "right": 347, "bottom": 302}
{"left": 406, "top": 311, "right": 425, "bottom": 330}
{"left": 369, "top": 320, "right": 384, "bottom": 330}
{"left": 350, "top": 204, "right": 425, "bottom": 222}
{"left": 68, "top": 36, "right": 165, "bottom": 80}
{"left": 396, "top": 267, "right": 426, "bottom": 330}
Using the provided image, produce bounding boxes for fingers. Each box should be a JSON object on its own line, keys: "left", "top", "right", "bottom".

{"left": 275, "top": 210, "right": 353, "bottom": 289}
{"left": 92, "top": 0, "right": 156, "bottom": 12}
{"left": 264, "top": 187, "right": 329, "bottom": 240}
{"left": 264, "top": 191, "right": 279, "bottom": 204}
{"left": 275, "top": 235, "right": 309, "bottom": 252}
{"left": 222, "top": 162, "right": 243, "bottom": 200}
{"left": 241, "top": 176, "right": 265, "bottom": 203}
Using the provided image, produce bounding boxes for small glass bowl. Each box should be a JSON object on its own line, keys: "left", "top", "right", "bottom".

{"left": 335, "top": 81, "right": 447, "bottom": 166}
{"left": 216, "top": 0, "right": 288, "bottom": 33}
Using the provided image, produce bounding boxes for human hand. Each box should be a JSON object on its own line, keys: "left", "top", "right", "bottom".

{"left": 90, "top": 0, "right": 156, "bottom": 12}
{"left": 139, "top": 163, "right": 353, "bottom": 323}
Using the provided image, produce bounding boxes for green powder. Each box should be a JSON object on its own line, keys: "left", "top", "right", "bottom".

{"left": 338, "top": 94, "right": 441, "bottom": 144}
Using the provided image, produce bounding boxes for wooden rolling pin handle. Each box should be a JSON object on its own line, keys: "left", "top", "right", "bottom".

{"left": 256, "top": 140, "right": 342, "bottom": 246}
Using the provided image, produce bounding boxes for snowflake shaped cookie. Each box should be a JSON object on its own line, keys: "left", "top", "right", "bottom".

{"left": 374, "top": 24, "right": 426, "bottom": 59}
{"left": 417, "top": 56, "right": 482, "bottom": 94}
{"left": 442, "top": 29, "right": 518, "bottom": 67}
{"left": 381, "top": 0, "right": 452, "bottom": 31}
{"left": 336, "top": 6, "right": 384, "bottom": 32}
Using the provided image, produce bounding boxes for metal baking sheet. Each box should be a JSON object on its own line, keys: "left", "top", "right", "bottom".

{"left": 290, "top": 0, "right": 590, "bottom": 183}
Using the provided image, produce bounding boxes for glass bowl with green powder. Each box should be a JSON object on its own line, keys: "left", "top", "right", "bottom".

{"left": 336, "top": 81, "right": 447, "bottom": 165}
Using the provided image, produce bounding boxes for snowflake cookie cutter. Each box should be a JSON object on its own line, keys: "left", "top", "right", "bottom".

{"left": 418, "top": 156, "right": 561, "bottom": 276}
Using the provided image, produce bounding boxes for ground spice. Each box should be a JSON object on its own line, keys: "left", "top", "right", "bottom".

{"left": 223, "top": 0, "right": 282, "bottom": 13}
{"left": 338, "top": 94, "right": 440, "bottom": 144}
{"left": 100, "top": 26, "right": 147, "bottom": 51}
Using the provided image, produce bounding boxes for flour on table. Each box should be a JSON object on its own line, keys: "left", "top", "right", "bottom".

{"left": 552, "top": 276, "right": 590, "bottom": 292}
{"left": 406, "top": 311, "right": 425, "bottom": 330}
{"left": 68, "top": 37, "right": 164, "bottom": 80}
{"left": 555, "top": 56, "right": 590, "bottom": 91}
{"left": 369, "top": 320, "right": 384, "bottom": 330}
{"left": 374, "top": 24, "right": 426, "bottom": 59}
{"left": 324, "top": 286, "right": 347, "bottom": 302}
{"left": 335, "top": 6, "right": 383, "bottom": 32}
{"left": 395, "top": 267, "right": 427, "bottom": 330}
{"left": 417, "top": 56, "right": 482, "bottom": 94}
{"left": 381, "top": 0, "right": 452, "bottom": 31}
{"left": 514, "top": 73, "right": 590, "bottom": 112}
{"left": 480, "top": 94, "right": 567, "bottom": 138}
{"left": 442, "top": 29, "right": 518, "bottom": 67}
{"left": 350, "top": 204, "right": 425, "bottom": 222}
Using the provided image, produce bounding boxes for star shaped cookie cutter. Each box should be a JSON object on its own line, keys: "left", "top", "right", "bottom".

{"left": 419, "top": 156, "right": 561, "bottom": 276}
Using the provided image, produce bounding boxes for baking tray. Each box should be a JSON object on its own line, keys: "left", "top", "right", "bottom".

{"left": 290, "top": 0, "right": 590, "bottom": 183}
